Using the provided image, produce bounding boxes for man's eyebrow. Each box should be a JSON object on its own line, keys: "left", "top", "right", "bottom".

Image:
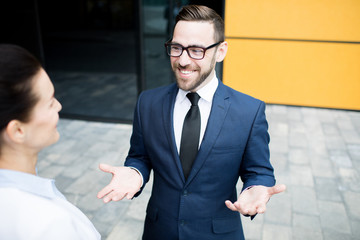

{"left": 170, "top": 42, "right": 205, "bottom": 48}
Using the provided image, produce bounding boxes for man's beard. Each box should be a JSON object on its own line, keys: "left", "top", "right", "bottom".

{"left": 173, "top": 55, "right": 216, "bottom": 92}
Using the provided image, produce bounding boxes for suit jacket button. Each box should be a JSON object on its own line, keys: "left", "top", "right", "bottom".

{"left": 183, "top": 190, "right": 188, "bottom": 196}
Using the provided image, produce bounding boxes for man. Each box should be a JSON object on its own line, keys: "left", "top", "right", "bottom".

{"left": 97, "top": 5, "right": 286, "bottom": 240}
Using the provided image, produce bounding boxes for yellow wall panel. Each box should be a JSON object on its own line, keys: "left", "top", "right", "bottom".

{"left": 225, "top": 0, "right": 360, "bottom": 42}
{"left": 223, "top": 39, "right": 360, "bottom": 110}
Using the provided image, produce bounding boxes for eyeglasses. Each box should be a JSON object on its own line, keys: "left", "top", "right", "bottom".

{"left": 164, "top": 41, "right": 222, "bottom": 60}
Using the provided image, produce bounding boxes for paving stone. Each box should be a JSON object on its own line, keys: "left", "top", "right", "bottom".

{"left": 269, "top": 122, "right": 289, "bottom": 137}
{"left": 60, "top": 157, "right": 96, "bottom": 179}
{"left": 289, "top": 148, "right": 309, "bottom": 165}
{"left": 318, "top": 200, "right": 351, "bottom": 234}
{"left": 45, "top": 139, "right": 79, "bottom": 156}
{"left": 329, "top": 150, "right": 353, "bottom": 168}
{"left": 292, "top": 227, "right": 323, "bottom": 240}
{"left": 289, "top": 121, "right": 306, "bottom": 134}
{"left": 338, "top": 168, "right": 360, "bottom": 192}
{"left": 336, "top": 118, "right": 355, "bottom": 131}
{"left": 265, "top": 190, "right": 291, "bottom": 225}
{"left": 287, "top": 107, "right": 302, "bottom": 121}
{"left": 290, "top": 165, "right": 314, "bottom": 187}
{"left": 322, "top": 122, "right": 340, "bottom": 136}
{"left": 53, "top": 151, "right": 84, "bottom": 166}
{"left": 347, "top": 144, "right": 360, "bottom": 161}
{"left": 89, "top": 151, "right": 124, "bottom": 171}
{"left": 310, "top": 155, "right": 335, "bottom": 178}
{"left": 334, "top": 110, "right": 351, "bottom": 120}
{"left": 325, "top": 136, "right": 347, "bottom": 150}
{"left": 93, "top": 201, "right": 130, "bottom": 227}
{"left": 38, "top": 164, "right": 66, "bottom": 179}
{"left": 341, "top": 130, "right": 360, "bottom": 144}
{"left": 293, "top": 213, "right": 322, "bottom": 231}
{"left": 242, "top": 217, "right": 263, "bottom": 240}
{"left": 350, "top": 220, "right": 360, "bottom": 237}
{"left": 350, "top": 113, "right": 360, "bottom": 132}
{"left": 301, "top": 107, "right": 318, "bottom": 116}
{"left": 322, "top": 229, "right": 353, "bottom": 240}
{"left": 76, "top": 190, "right": 106, "bottom": 212}
{"left": 304, "top": 116, "right": 322, "bottom": 132}
{"left": 106, "top": 218, "right": 144, "bottom": 240}
{"left": 36, "top": 158, "right": 52, "bottom": 170}
{"left": 126, "top": 194, "right": 150, "bottom": 221}
{"left": 289, "top": 133, "right": 308, "bottom": 148}
{"left": 307, "top": 140, "right": 328, "bottom": 157}
{"left": 82, "top": 142, "right": 115, "bottom": 158}
{"left": 292, "top": 186, "right": 319, "bottom": 215}
{"left": 271, "top": 105, "right": 288, "bottom": 114}
{"left": 269, "top": 136, "right": 289, "bottom": 154}
{"left": 275, "top": 172, "right": 290, "bottom": 189}
{"left": 270, "top": 152, "right": 288, "bottom": 173}
{"left": 317, "top": 109, "right": 336, "bottom": 123}
{"left": 262, "top": 223, "right": 292, "bottom": 240}
{"left": 54, "top": 174, "right": 78, "bottom": 192}
{"left": 343, "top": 191, "right": 360, "bottom": 221}
{"left": 65, "top": 169, "right": 104, "bottom": 195}
{"left": 314, "top": 177, "right": 342, "bottom": 202}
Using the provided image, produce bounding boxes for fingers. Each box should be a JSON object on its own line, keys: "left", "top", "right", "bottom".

{"left": 256, "top": 204, "right": 266, "bottom": 214}
{"left": 103, "top": 190, "right": 126, "bottom": 203}
{"left": 268, "top": 184, "right": 286, "bottom": 196}
{"left": 98, "top": 163, "right": 114, "bottom": 174}
{"left": 97, "top": 185, "right": 113, "bottom": 199}
{"left": 225, "top": 199, "right": 266, "bottom": 216}
{"left": 97, "top": 164, "right": 141, "bottom": 203}
{"left": 98, "top": 187, "right": 136, "bottom": 203}
{"left": 126, "top": 193, "right": 135, "bottom": 200}
{"left": 225, "top": 200, "right": 254, "bottom": 215}
{"left": 225, "top": 200, "right": 238, "bottom": 211}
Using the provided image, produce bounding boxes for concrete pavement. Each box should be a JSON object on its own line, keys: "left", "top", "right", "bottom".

{"left": 37, "top": 104, "right": 360, "bottom": 240}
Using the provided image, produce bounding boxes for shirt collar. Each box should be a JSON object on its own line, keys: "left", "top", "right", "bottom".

{"left": 177, "top": 73, "right": 219, "bottom": 103}
{"left": 0, "top": 169, "right": 65, "bottom": 199}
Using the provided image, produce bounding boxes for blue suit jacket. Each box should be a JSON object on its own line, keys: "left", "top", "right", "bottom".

{"left": 125, "top": 80, "right": 275, "bottom": 240}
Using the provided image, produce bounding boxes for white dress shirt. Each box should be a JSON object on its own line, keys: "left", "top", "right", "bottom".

{"left": 173, "top": 74, "right": 219, "bottom": 153}
{"left": 0, "top": 169, "right": 101, "bottom": 240}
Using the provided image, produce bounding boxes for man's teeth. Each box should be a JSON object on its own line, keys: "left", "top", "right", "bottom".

{"left": 180, "top": 70, "right": 194, "bottom": 74}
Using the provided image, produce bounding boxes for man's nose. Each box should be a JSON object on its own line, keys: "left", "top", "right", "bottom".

{"left": 178, "top": 49, "right": 192, "bottom": 66}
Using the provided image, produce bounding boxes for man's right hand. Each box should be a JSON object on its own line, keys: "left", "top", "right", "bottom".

{"left": 97, "top": 163, "right": 142, "bottom": 203}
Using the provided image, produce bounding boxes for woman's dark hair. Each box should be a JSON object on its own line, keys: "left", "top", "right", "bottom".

{"left": 175, "top": 5, "right": 225, "bottom": 42}
{"left": 0, "top": 44, "right": 41, "bottom": 132}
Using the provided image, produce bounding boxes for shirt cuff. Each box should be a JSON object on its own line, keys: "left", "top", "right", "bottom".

{"left": 128, "top": 167, "right": 144, "bottom": 187}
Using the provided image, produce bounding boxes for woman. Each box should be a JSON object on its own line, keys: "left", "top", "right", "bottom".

{"left": 0, "top": 44, "right": 101, "bottom": 240}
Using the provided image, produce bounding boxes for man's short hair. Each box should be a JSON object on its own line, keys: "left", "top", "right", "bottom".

{"left": 175, "top": 5, "right": 225, "bottom": 43}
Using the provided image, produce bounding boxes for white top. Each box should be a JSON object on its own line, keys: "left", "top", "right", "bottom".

{"left": 0, "top": 169, "right": 101, "bottom": 240}
{"left": 173, "top": 74, "right": 219, "bottom": 153}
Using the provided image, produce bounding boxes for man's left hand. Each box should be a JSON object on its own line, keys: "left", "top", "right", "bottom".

{"left": 225, "top": 184, "right": 286, "bottom": 216}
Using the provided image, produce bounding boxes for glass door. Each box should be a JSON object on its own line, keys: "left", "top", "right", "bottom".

{"left": 39, "top": 0, "right": 139, "bottom": 122}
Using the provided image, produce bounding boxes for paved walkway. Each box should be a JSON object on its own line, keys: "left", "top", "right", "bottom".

{"left": 37, "top": 104, "right": 360, "bottom": 240}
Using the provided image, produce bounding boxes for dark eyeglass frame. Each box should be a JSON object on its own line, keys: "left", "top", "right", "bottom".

{"left": 164, "top": 41, "right": 222, "bottom": 60}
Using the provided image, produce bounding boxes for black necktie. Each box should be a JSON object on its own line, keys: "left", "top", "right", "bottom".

{"left": 180, "top": 92, "right": 201, "bottom": 179}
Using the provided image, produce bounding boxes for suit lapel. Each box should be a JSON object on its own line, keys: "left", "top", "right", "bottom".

{"left": 186, "top": 82, "right": 230, "bottom": 185}
{"left": 162, "top": 84, "right": 186, "bottom": 182}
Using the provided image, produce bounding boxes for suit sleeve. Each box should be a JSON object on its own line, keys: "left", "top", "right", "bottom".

{"left": 239, "top": 101, "right": 275, "bottom": 191}
{"left": 124, "top": 92, "right": 152, "bottom": 195}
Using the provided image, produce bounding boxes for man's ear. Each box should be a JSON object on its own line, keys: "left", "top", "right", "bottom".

{"left": 5, "top": 120, "right": 26, "bottom": 144}
{"left": 216, "top": 41, "right": 228, "bottom": 63}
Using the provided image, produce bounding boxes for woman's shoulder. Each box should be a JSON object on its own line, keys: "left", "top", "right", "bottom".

{"left": 0, "top": 187, "right": 100, "bottom": 239}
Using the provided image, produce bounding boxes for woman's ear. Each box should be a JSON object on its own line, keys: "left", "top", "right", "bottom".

{"left": 5, "top": 120, "right": 26, "bottom": 144}
{"left": 216, "top": 41, "right": 228, "bottom": 63}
